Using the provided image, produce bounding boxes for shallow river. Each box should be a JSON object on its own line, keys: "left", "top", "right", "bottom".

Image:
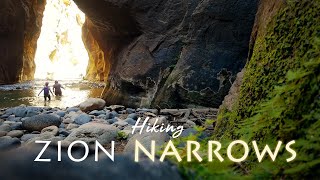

{"left": 0, "top": 80, "right": 104, "bottom": 109}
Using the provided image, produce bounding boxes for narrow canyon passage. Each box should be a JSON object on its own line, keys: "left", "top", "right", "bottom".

{"left": 34, "top": 0, "right": 89, "bottom": 80}
{"left": 0, "top": 0, "right": 103, "bottom": 108}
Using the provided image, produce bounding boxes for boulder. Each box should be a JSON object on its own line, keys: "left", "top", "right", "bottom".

{"left": 66, "top": 123, "right": 80, "bottom": 131}
{"left": 0, "top": 136, "right": 21, "bottom": 151}
{"left": 124, "top": 132, "right": 170, "bottom": 154}
{"left": 21, "top": 134, "right": 40, "bottom": 142}
{"left": 41, "top": 126, "right": 59, "bottom": 136}
{"left": 65, "top": 122, "right": 119, "bottom": 145}
{"left": 74, "top": 114, "right": 92, "bottom": 125}
{"left": 10, "top": 122, "right": 23, "bottom": 130}
{"left": 89, "top": 110, "right": 105, "bottom": 116}
{"left": 6, "top": 130, "right": 24, "bottom": 138}
{"left": 107, "top": 118, "right": 118, "bottom": 124}
{"left": 22, "top": 114, "right": 61, "bottom": 131}
{"left": 66, "top": 107, "right": 80, "bottom": 113}
{"left": 124, "top": 118, "right": 136, "bottom": 125}
{"left": 5, "top": 106, "right": 27, "bottom": 117}
{"left": 183, "top": 120, "right": 196, "bottom": 129}
{"left": 149, "top": 116, "right": 167, "bottom": 126}
{"left": 55, "top": 111, "right": 66, "bottom": 117}
{"left": 0, "top": 131, "right": 7, "bottom": 137}
{"left": 79, "top": 98, "right": 106, "bottom": 112}
{"left": 0, "top": 124, "right": 11, "bottom": 132}
{"left": 127, "top": 113, "right": 138, "bottom": 120}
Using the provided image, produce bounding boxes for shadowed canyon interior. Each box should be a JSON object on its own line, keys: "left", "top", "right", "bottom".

{"left": 0, "top": 0, "right": 258, "bottom": 108}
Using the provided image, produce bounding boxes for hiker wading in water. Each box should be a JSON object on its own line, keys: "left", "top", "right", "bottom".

{"left": 38, "top": 82, "right": 54, "bottom": 101}
{"left": 53, "top": 80, "right": 65, "bottom": 96}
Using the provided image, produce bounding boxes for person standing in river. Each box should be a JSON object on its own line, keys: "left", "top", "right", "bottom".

{"left": 53, "top": 80, "right": 65, "bottom": 96}
{"left": 38, "top": 82, "right": 54, "bottom": 101}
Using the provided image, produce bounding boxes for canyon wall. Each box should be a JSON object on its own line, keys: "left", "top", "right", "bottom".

{"left": 211, "top": 0, "right": 320, "bottom": 178}
{"left": 0, "top": 0, "right": 45, "bottom": 84}
{"left": 0, "top": 0, "right": 259, "bottom": 109}
{"left": 76, "top": 0, "right": 258, "bottom": 108}
{"left": 0, "top": 0, "right": 25, "bottom": 84}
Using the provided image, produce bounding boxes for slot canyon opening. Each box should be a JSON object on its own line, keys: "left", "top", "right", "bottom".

{"left": 0, "top": 0, "right": 104, "bottom": 109}
{"left": 34, "top": 0, "right": 89, "bottom": 80}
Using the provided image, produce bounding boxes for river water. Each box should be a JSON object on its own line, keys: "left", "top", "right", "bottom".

{"left": 0, "top": 80, "right": 104, "bottom": 109}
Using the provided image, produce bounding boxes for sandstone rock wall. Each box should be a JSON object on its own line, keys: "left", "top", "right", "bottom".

{"left": 20, "top": 0, "right": 46, "bottom": 81}
{"left": 76, "top": 0, "right": 258, "bottom": 108}
{"left": 0, "top": 0, "right": 25, "bottom": 84}
{"left": 0, "top": 0, "right": 45, "bottom": 84}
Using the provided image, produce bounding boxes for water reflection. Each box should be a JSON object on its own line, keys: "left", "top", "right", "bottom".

{"left": 0, "top": 80, "right": 104, "bottom": 109}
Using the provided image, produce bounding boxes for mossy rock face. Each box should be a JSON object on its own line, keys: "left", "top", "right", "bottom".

{"left": 177, "top": 0, "right": 320, "bottom": 179}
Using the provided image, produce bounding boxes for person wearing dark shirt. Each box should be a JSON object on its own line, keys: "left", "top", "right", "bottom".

{"left": 53, "top": 80, "right": 65, "bottom": 96}
{"left": 38, "top": 82, "right": 54, "bottom": 101}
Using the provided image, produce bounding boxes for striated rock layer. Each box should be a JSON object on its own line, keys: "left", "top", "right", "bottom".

{"left": 76, "top": 0, "right": 258, "bottom": 108}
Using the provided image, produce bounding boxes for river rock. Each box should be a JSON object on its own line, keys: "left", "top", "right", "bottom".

{"left": 10, "top": 122, "right": 23, "bottom": 130}
{"left": 7, "top": 115, "right": 21, "bottom": 122}
{"left": 149, "top": 116, "right": 167, "bottom": 126}
{"left": 110, "top": 111, "right": 119, "bottom": 118}
{"left": 25, "top": 107, "right": 42, "bottom": 117}
{"left": 79, "top": 98, "right": 106, "bottom": 112}
{"left": 124, "top": 132, "right": 170, "bottom": 154}
{"left": 22, "top": 114, "right": 61, "bottom": 132}
{"left": 126, "top": 108, "right": 135, "bottom": 114}
{"left": 89, "top": 110, "right": 105, "bottom": 116}
{"left": 125, "top": 118, "right": 136, "bottom": 125}
{"left": 21, "top": 134, "right": 40, "bottom": 142}
{"left": 66, "top": 123, "right": 80, "bottom": 131}
{"left": 0, "top": 124, "right": 11, "bottom": 132}
{"left": 6, "top": 130, "right": 24, "bottom": 138}
{"left": 183, "top": 120, "right": 196, "bottom": 129}
{"left": 65, "top": 122, "right": 119, "bottom": 145}
{"left": 113, "top": 121, "right": 128, "bottom": 129}
{"left": 58, "top": 129, "right": 70, "bottom": 137}
{"left": 66, "top": 107, "right": 80, "bottom": 113}
{"left": 62, "top": 118, "right": 73, "bottom": 124}
{"left": 0, "top": 131, "right": 7, "bottom": 137}
{"left": 74, "top": 114, "right": 92, "bottom": 125}
{"left": 107, "top": 118, "right": 118, "bottom": 124}
{"left": 107, "top": 105, "right": 125, "bottom": 112}
{"left": 41, "top": 126, "right": 59, "bottom": 136}
{"left": 5, "top": 106, "right": 27, "bottom": 117}
{"left": 0, "top": 136, "right": 21, "bottom": 151}
{"left": 55, "top": 111, "right": 66, "bottom": 117}
{"left": 97, "top": 114, "right": 108, "bottom": 120}
{"left": 25, "top": 133, "right": 63, "bottom": 145}
{"left": 127, "top": 113, "right": 138, "bottom": 120}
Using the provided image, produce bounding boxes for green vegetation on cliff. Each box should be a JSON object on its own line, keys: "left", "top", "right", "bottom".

{"left": 174, "top": 0, "right": 320, "bottom": 179}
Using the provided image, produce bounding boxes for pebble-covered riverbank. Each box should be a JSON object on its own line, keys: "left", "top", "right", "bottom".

{"left": 0, "top": 98, "right": 217, "bottom": 179}
{"left": 0, "top": 98, "right": 217, "bottom": 152}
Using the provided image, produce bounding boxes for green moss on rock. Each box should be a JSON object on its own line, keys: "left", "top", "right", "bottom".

{"left": 176, "top": 0, "right": 320, "bottom": 179}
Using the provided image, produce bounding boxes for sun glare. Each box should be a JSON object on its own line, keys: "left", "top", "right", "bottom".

{"left": 34, "top": 0, "right": 89, "bottom": 80}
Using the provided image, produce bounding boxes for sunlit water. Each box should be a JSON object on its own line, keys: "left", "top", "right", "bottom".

{"left": 0, "top": 80, "right": 104, "bottom": 109}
